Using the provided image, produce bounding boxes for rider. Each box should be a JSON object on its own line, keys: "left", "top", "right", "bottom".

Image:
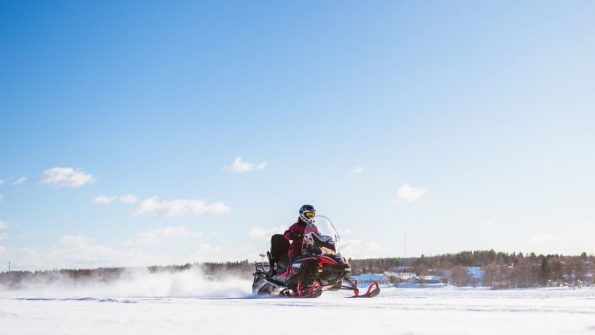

{"left": 284, "top": 204, "right": 318, "bottom": 259}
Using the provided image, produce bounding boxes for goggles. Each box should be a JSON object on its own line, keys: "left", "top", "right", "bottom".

{"left": 304, "top": 211, "right": 316, "bottom": 219}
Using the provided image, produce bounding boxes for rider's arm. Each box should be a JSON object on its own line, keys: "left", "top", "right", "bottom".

{"left": 284, "top": 225, "right": 303, "bottom": 240}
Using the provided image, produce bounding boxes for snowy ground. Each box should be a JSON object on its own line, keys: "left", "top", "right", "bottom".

{"left": 1, "top": 271, "right": 595, "bottom": 334}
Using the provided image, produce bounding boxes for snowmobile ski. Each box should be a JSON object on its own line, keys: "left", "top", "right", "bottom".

{"left": 351, "top": 281, "right": 380, "bottom": 298}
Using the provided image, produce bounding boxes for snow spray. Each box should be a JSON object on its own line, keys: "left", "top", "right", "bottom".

{"left": 0, "top": 266, "right": 252, "bottom": 299}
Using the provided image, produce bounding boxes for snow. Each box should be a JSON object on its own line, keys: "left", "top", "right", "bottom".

{"left": 1, "top": 270, "right": 595, "bottom": 334}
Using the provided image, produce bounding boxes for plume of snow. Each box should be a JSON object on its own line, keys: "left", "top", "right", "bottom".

{"left": 0, "top": 266, "right": 251, "bottom": 298}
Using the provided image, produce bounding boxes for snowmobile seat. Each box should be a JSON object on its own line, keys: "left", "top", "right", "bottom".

{"left": 269, "top": 234, "right": 289, "bottom": 273}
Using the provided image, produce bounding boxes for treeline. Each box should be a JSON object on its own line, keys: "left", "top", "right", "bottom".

{"left": 350, "top": 250, "right": 594, "bottom": 288}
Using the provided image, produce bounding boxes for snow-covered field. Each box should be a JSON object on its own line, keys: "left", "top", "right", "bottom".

{"left": 1, "top": 270, "right": 595, "bottom": 335}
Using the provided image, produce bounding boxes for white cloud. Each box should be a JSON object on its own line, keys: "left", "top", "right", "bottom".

{"left": 256, "top": 161, "right": 268, "bottom": 170}
{"left": 531, "top": 234, "right": 559, "bottom": 242}
{"left": 484, "top": 220, "right": 496, "bottom": 226}
{"left": 48, "top": 235, "right": 131, "bottom": 266}
{"left": 226, "top": 156, "right": 268, "bottom": 173}
{"left": 351, "top": 166, "right": 364, "bottom": 174}
{"left": 0, "top": 245, "right": 5, "bottom": 256}
{"left": 339, "top": 228, "right": 352, "bottom": 236}
{"left": 196, "top": 243, "right": 221, "bottom": 255}
{"left": 93, "top": 195, "right": 117, "bottom": 204}
{"left": 12, "top": 177, "right": 28, "bottom": 185}
{"left": 41, "top": 167, "right": 95, "bottom": 188}
{"left": 92, "top": 194, "right": 137, "bottom": 205}
{"left": 396, "top": 184, "right": 426, "bottom": 204}
{"left": 133, "top": 197, "right": 231, "bottom": 217}
{"left": 340, "top": 239, "right": 384, "bottom": 258}
{"left": 118, "top": 194, "right": 137, "bottom": 205}
{"left": 11, "top": 239, "right": 147, "bottom": 270}
{"left": 124, "top": 226, "right": 196, "bottom": 246}
{"left": 249, "top": 226, "right": 286, "bottom": 241}
{"left": 0, "top": 221, "right": 8, "bottom": 242}
{"left": 13, "top": 247, "right": 48, "bottom": 269}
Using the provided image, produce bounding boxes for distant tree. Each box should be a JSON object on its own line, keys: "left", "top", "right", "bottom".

{"left": 415, "top": 264, "right": 428, "bottom": 277}
{"left": 451, "top": 265, "right": 469, "bottom": 287}
{"left": 549, "top": 257, "right": 563, "bottom": 284}
{"left": 540, "top": 256, "right": 550, "bottom": 286}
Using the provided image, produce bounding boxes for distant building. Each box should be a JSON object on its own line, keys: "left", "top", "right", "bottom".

{"left": 467, "top": 267, "right": 485, "bottom": 286}
{"left": 351, "top": 273, "right": 390, "bottom": 287}
{"left": 391, "top": 266, "right": 414, "bottom": 272}
{"left": 419, "top": 275, "right": 444, "bottom": 284}
{"left": 385, "top": 271, "right": 416, "bottom": 283}
{"left": 584, "top": 273, "right": 593, "bottom": 286}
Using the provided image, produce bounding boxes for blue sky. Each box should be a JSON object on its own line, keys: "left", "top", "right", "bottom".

{"left": 1, "top": 1, "right": 595, "bottom": 270}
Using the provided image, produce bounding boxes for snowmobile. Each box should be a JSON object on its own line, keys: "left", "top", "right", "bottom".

{"left": 252, "top": 216, "right": 380, "bottom": 298}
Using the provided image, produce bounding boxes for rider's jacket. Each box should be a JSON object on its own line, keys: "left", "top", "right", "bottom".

{"left": 284, "top": 218, "right": 307, "bottom": 258}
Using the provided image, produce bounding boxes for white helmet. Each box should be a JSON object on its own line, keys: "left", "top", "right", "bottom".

{"left": 299, "top": 204, "right": 316, "bottom": 223}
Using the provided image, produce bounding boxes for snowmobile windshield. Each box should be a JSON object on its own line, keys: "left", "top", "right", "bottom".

{"left": 302, "top": 215, "right": 341, "bottom": 256}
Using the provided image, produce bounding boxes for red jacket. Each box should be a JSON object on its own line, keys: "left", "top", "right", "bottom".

{"left": 284, "top": 218, "right": 307, "bottom": 258}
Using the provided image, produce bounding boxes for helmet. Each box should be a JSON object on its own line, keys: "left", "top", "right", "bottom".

{"left": 299, "top": 204, "right": 316, "bottom": 223}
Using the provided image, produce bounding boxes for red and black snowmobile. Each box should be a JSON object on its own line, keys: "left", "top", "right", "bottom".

{"left": 252, "top": 216, "right": 380, "bottom": 298}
